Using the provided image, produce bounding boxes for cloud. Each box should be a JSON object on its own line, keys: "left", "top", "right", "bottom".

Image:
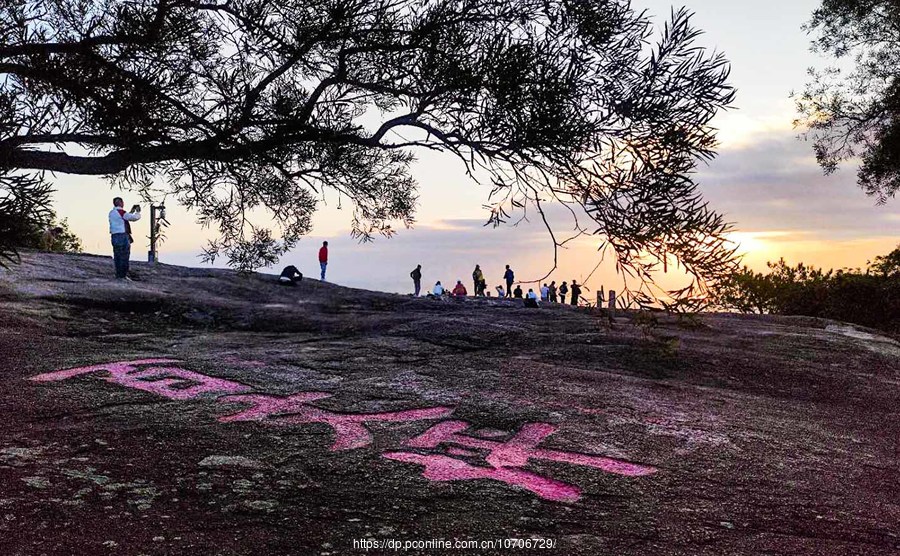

{"left": 698, "top": 131, "right": 900, "bottom": 240}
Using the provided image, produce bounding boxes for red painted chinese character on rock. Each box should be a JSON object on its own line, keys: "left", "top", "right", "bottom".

{"left": 217, "top": 393, "right": 454, "bottom": 451}
{"left": 382, "top": 420, "right": 656, "bottom": 502}
{"left": 29, "top": 359, "right": 249, "bottom": 400}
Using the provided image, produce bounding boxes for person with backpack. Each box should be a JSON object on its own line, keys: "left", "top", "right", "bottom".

{"left": 108, "top": 197, "right": 141, "bottom": 280}
{"left": 559, "top": 281, "right": 569, "bottom": 304}
{"left": 410, "top": 264, "right": 423, "bottom": 296}
{"left": 503, "top": 265, "right": 515, "bottom": 298}
{"left": 570, "top": 280, "right": 582, "bottom": 306}
{"left": 472, "top": 265, "right": 486, "bottom": 297}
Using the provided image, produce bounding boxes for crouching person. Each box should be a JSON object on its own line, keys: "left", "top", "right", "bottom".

{"left": 279, "top": 265, "right": 303, "bottom": 286}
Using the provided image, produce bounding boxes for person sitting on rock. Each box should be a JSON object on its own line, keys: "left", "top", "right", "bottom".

{"left": 278, "top": 265, "right": 303, "bottom": 286}
{"left": 495, "top": 285, "right": 505, "bottom": 298}
{"left": 429, "top": 281, "right": 444, "bottom": 297}
{"left": 452, "top": 280, "right": 468, "bottom": 297}
{"left": 524, "top": 288, "right": 540, "bottom": 308}
{"left": 513, "top": 284, "right": 523, "bottom": 298}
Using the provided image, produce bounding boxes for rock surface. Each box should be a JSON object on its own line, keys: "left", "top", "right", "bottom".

{"left": 0, "top": 252, "right": 898, "bottom": 555}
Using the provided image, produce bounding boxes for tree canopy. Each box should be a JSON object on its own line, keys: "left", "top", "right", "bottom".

{"left": 714, "top": 244, "right": 900, "bottom": 332}
{"left": 797, "top": 0, "right": 900, "bottom": 203}
{"left": 0, "top": 0, "right": 736, "bottom": 304}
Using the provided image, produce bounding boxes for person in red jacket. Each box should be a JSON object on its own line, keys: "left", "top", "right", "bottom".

{"left": 452, "top": 280, "right": 468, "bottom": 297}
{"left": 318, "top": 241, "right": 328, "bottom": 281}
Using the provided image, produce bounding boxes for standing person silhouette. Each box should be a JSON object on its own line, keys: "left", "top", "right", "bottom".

{"left": 108, "top": 197, "right": 141, "bottom": 280}
{"left": 410, "top": 264, "right": 422, "bottom": 296}
{"left": 570, "top": 280, "right": 582, "bottom": 306}
{"left": 503, "top": 265, "right": 514, "bottom": 298}
{"left": 559, "top": 281, "right": 569, "bottom": 304}
{"left": 472, "top": 265, "right": 485, "bottom": 297}
{"left": 549, "top": 281, "right": 558, "bottom": 303}
{"left": 318, "top": 241, "right": 328, "bottom": 281}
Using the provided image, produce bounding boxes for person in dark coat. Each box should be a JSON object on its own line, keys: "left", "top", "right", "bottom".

{"left": 503, "top": 265, "right": 514, "bottom": 298}
{"left": 559, "top": 281, "right": 569, "bottom": 304}
{"left": 279, "top": 265, "right": 303, "bottom": 286}
{"left": 513, "top": 284, "right": 523, "bottom": 299}
{"left": 549, "top": 281, "right": 558, "bottom": 303}
{"left": 570, "top": 280, "right": 582, "bottom": 306}
{"left": 410, "top": 264, "right": 422, "bottom": 296}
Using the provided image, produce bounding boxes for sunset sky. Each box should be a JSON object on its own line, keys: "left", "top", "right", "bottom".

{"left": 50, "top": 0, "right": 899, "bottom": 294}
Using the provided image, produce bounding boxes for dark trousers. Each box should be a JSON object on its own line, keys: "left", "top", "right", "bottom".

{"left": 505, "top": 280, "right": 513, "bottom": 298}
{"left": 560, "top": 293, "right": 567, "bottom": 304}
{"left": 474, "top": 280, "right": 486, "bottom": 296}
{"left": 413, "top": 279, "right": 421, "bottom": 296}
{"left": 111, "top": 233, "right": 130, "bottom": 279}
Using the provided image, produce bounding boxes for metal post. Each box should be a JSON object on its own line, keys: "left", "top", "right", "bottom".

{"left": 608, "top": 290, "right": 616, "bottom": 316}
{"left": 148, "top": 205, "right": 157, "bottom": 263}
{"left": 148, "top": 204, "right": 166, "bottom": 263}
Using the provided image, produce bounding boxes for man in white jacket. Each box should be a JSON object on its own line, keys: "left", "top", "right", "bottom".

{"left": 108, "top": 197, "right": 141, "bottom": 280}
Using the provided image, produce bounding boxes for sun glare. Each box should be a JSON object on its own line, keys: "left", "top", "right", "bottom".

{"left": 725, "top": 231, "right": 788, "bottom": 260}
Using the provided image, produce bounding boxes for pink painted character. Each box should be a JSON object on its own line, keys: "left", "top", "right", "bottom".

{"left": 217, "top": 393, "right": 454, "bottom": 451}
{"left": 30, "top": 359, "right": 249, "bottom": 401}
{"left": 382, "top": 420, "right": 656, "bottom": 502}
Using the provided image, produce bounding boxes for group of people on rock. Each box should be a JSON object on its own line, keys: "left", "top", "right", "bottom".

{"left": 410, "top": 263, "right": 584, "bottom": 306}
{"left": 104, "top": 197, "right": 584, "bottom": 309}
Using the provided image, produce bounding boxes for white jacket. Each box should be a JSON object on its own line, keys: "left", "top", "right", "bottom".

{"left": 109, "top": 207, "right": 141, "bottom": 234}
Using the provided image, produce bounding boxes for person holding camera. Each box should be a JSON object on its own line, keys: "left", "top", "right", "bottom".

{"left": 108, "top": 197, "right": 141, "bottom": 280}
